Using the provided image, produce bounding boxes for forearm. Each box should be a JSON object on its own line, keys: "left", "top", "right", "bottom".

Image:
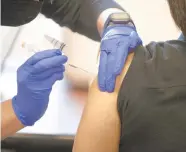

{"left": 97, "top": 8, "right": 124, "bottom": 35}
{"left": 1, "top": 99, "right": 24, "bottom": 139}
{"left": 93, "top": 0, "right": 126, "bottom": 36}
{"left": 73, "top": 0, "right": 125, "bottom": 41}
{"left": 42, "top": 0, "right": 127, "bottom": 40}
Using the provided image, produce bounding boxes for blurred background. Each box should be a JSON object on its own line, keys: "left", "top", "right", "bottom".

{"left": 0, "top": 0, "right": 180, "bottom": 141}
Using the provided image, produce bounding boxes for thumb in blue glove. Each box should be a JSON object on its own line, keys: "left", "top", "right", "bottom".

{"left": 12, "top": 49, "right": 68, "bottom": 126}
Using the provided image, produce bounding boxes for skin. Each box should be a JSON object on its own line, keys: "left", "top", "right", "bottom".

{"left": 97, "top": 8, "right": 124, "bottom": 35}
{"left": 1, "top": 8, "right": 126, "bottom": 140}
{"left": 73, "top": 53, "right": 134, "bottom": 152}
{"left": 1, "top": 99, "right": 24, "bottom": 140}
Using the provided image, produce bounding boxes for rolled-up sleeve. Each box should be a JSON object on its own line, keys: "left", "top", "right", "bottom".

{"left": 41, "top": 0, "right": 124, "bottom": 41}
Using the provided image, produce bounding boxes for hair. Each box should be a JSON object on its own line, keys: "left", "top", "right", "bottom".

{"left": 167, "top": 0, "right": 186, "bottom": 36}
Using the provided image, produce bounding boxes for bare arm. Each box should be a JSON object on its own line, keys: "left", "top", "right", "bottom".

{"left": 1, "top": 99, "right": 24, "bottom": 140}
{"left": 73, "top": 53, "right": 134, "bottom": 152}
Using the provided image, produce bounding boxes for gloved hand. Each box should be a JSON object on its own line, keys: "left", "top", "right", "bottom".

{"left": 98, "top": 25, "right": 142, "bottom": 92}
{"left": 12, "top": 49, "right": 68, "bottom": 126}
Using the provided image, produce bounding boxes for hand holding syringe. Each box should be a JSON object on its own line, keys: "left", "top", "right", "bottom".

{"left": 21, "top": 35, "right": 66, "bottom": 53}
{"left": 22, "top": 35, "right": 93, "bottom": 74}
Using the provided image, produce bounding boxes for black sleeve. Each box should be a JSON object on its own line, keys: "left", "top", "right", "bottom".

{"left": 117, "top": 40, "right": 186, "bottom": 121}
{"left": 117, "top": 41, "right": 186, "bottom": 152}
{"left": 41, "top": 0, "right": 124, "bottom": 41}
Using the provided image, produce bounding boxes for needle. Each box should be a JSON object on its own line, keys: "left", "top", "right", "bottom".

{"left": 68, "top": 64, "right": 91, "bottom": 73}
{"left": 22, "top": 36, "right": 94, "bottom": 74}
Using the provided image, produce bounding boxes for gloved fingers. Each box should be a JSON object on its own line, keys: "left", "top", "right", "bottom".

{"left": 31, "top": 66, "right": 65, "bottom": 80}
{"left": 129, "top": 31, "right": 142, "bottom": 50}
{"left": 105, "top": 74, "right": 117, "bottom": 93}
{"left": 32, "top": 55, "right": 68, "bottom": 73}
{"left": 105, "top": 53, "right": 117, "bottom": 92}
{"left": 98, "top": 51, "right": 108, "bottom": 91}
{"left": 114, "top": 39, "right": 130, "bottom": 75}
{"left": 101, "top": 38, "right": 118, "bottom": 53}
{"left": 25, "top": 49, "right": 62, "bottom": 65}
{"left": 47, "top": 72, "right": 64, "bottom": 86}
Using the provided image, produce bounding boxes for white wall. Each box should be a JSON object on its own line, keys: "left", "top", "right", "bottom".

{"left": 118, "top": 0, "right": 180, "bottom": 42}
{"left": 0, "top": 27, "right": 20, "bottom": 65}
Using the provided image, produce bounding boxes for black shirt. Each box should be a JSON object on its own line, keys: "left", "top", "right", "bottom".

{"left": 1, "top": 0, "right": 124, "bottom": 41}
{"left": 117, "top": 40, "right": 186, "bottom": 152}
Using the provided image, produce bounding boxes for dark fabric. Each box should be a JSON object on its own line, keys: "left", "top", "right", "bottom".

{"left": 117, "top": 40, "right": 186, "bottom": 152}
{"left": 1, "top": 0, "right": 124, "bottom": 41}
{"left": 1, "top": 0, "right": 43, "bottom": 26}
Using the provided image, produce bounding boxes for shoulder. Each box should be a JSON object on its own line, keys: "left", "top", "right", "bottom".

{"left": 145, "top": 40, "right": 186, "bottom": 59}
{"left": 117, "top": 40, "right": 186, "bottom": 114}
{"left": 128, "top": 40, "right": 186, "bottom": 68}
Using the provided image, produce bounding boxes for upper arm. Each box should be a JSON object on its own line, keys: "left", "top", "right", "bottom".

{"left": 73, "top": 53, "right": 134, "bottom": 152}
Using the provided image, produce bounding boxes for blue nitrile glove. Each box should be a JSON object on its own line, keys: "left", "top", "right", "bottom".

{"left": 99, "top": 25, "right": 142, "bottom": 92}
{"left": 12, "top": 49, "right": 68, "bottom": 126}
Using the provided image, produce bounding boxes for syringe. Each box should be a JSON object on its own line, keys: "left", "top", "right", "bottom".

{"left": 44, "top": 35, "right": 91, "bottom": 73}
{"left": 44, "top": 34, "right": 66, "bottom": 50}
{"left": 22, "top": 36, "right": 92, "bottom": 74}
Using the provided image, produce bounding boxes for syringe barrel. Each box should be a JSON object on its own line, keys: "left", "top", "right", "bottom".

{"left": 44, "top": 35, "right": 66, "bottom": 50}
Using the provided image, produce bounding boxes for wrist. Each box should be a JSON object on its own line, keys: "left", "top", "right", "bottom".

{"left": 11, "top": 98, "right": 25, "bottom": 128}
{"left": 12, "top": 96, "right": 35, "bottom": 126}
{"left": 97, "top": 8, "right": 124, "bottom": 35}
{"left": 1, "top": 99, "right": 24, "bottom": 139}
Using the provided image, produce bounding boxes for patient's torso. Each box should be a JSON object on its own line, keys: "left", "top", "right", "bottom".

{"left": 117, "top": 40, "right": 186, "bottom": 152}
